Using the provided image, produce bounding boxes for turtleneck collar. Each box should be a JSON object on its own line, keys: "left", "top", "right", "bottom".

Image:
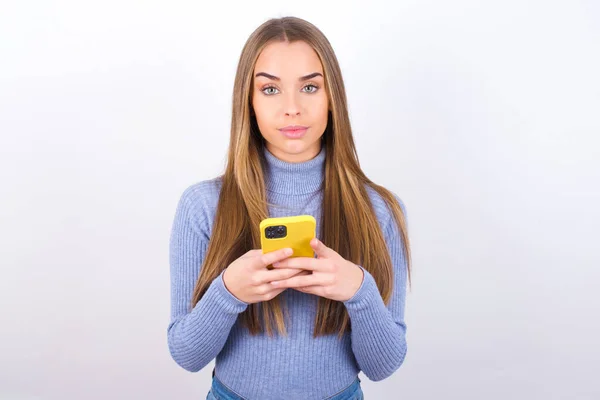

{"left": 262, "top": 144, "right": 326, "bottom": 195}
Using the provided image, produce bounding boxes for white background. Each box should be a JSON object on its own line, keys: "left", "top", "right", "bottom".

{"left": 1, "top": 0, "right": 599, "bottom": 399}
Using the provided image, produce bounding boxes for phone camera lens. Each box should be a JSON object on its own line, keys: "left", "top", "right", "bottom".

{"left": 266, "top": 225, "right": 286, "bottom": 239}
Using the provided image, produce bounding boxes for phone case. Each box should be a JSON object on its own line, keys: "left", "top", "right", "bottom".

{"left": 260, "top": 215, "right": 316, "bottom": 267}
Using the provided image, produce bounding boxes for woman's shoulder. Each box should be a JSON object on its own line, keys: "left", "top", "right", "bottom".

{"left": 364, "top": 183, "right": 408, "bottom": 230}
{"left": 179, "top": 176, "right": 223, "bottom": 205}
{"left": 174, "top": 176, "right": 224, "bottom": 233}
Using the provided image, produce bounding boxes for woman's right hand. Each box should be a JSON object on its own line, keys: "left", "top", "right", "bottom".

{"left": 222, "top": 247, "right": 309, "bottom": 304}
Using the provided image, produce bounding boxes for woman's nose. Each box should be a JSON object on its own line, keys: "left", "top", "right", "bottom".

{"left": 283, "top": 93, "right": 301, "bottom": 116}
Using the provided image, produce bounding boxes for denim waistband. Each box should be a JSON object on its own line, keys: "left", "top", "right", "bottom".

{"left": 209, "top": 375, "right": 362, "bottom": 400}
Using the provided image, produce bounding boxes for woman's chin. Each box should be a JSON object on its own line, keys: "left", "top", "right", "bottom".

{"left": 266, "top": 139, "right": 320, "bottom": 162}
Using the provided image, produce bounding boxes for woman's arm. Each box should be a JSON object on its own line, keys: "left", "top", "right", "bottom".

{"left": 167, "top": 188, "right": 248, "bottom": 372}
{"left": 342, "top": 209, "right": 409, "bottom": 381}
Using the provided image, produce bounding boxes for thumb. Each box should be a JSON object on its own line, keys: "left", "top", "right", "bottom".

{"left": 310, "top": 238, "right": 336, "bottom": 258}
{"left": 243, "top": 249, "right": 263, "bottom": 258}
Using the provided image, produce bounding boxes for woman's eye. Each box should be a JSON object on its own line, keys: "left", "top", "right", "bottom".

{"left": 303, "top": 84, "right": 318, "bottom": 93}
{"left": 262, "top": 86, "right": 279, "bottom": 95}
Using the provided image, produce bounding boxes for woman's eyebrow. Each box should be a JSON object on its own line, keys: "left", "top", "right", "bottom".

{"left": 254, "top": 72, "right": 323, "bottom": 81}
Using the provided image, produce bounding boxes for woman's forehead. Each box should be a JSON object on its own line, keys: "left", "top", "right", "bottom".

{"left": 254, "top": 41, "right": 324, "bottom": 78}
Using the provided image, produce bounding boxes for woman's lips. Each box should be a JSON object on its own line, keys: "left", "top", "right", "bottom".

{"left": 279, "top": 125, "right": 308, "bottom": 139}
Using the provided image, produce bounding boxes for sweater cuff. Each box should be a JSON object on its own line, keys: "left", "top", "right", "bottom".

{"left": 202, "top": 270, "right": 249, "bottom": 314}
{"left": 343, "top": 265, "right": 379, "bottom": 311}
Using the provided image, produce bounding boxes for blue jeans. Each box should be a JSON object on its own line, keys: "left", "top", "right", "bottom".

{"left": 206, "top": 375, "right": 364, "bottom": 400}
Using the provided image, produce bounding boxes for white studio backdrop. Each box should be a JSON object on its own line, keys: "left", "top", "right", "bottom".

{"left": 1, "top": 1, "right": 599, "bottom": 399}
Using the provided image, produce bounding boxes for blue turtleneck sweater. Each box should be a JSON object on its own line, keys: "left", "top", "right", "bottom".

{"left": 168, "top": 145, "right": 408, "bottom": 399}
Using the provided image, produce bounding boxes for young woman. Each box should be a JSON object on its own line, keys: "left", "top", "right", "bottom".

{"left": 168, "top": 16, "right": 412, "bottom": 400}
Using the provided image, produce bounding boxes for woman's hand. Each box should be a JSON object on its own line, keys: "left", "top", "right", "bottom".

{"left": 269, "top": 238, "right": 364, "bottom": 302}
{"left": 222, "top": 248, "right": 310, "bottom": 304}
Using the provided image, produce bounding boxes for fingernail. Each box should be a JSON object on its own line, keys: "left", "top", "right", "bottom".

{"left": 273, "top": 262, "right": 280, "bottom": 267}
{"left": 285, "top": 248, "right": 293, "bottom": 256}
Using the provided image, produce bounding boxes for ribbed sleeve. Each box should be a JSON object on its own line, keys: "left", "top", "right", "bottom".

{"left": 343, "top": 205, "right": 409, "bottom": 381}
{"left": 167, "top": 187, "right": 248, "bottom": 372}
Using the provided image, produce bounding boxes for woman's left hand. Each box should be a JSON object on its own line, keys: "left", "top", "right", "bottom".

{"left": 270, "top": 238, "right": 364, "bottom": 302}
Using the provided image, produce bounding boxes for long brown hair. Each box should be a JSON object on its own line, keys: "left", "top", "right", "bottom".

{"left": 191, "top": 16, "right": 411, "bottom": 338}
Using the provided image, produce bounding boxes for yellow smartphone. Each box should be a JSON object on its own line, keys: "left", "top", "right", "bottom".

{"left": 260, "top": 215, "right": 316, "bottom": 269}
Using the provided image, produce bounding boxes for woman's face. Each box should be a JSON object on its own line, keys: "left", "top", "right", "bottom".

{"left": 252, "top": 40, "right": 329, "bottom": 163}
